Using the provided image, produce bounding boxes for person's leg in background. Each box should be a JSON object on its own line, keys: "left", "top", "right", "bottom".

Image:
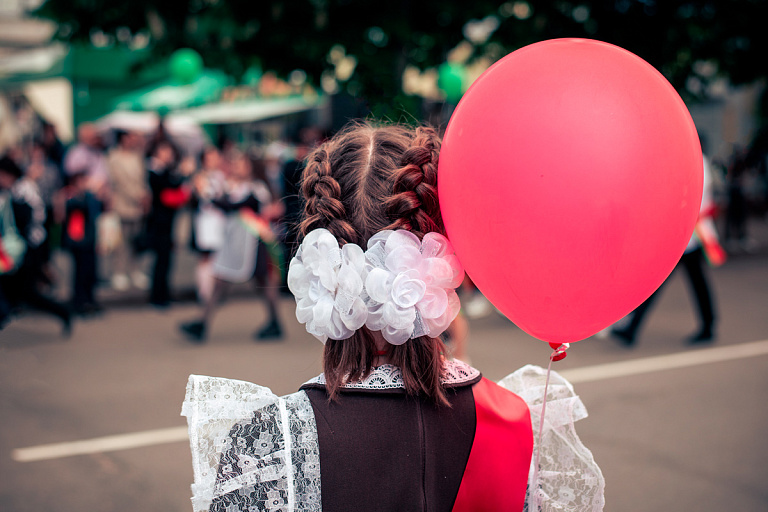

{"left": 680, "top": 248, "right": 716, "bottom": 342}
{"left": 611, "top": 280, "right": 667, "bottom": 346}
{"left": 111, "top": 218, "right": 132, "bottom": 291}
{"left": 179, "top": 277, "right": 229, "bottom": 342}
{"left": 150, "top": 239, "right": 172, "bottom": 307}
{"left": 253, "top": 242, "right": 283, "bottom": 341}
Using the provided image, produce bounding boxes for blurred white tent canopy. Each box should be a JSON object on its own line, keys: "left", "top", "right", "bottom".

{"left": 22, "top": 77, "right": 74, "bottom": 142}
{"left": 98, "top": 94, "right": 327, "bottom": 155}
{"left": 181, "top": 95, "right": 327, "bottom": 125}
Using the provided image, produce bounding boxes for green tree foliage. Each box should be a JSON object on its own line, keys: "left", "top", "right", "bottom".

{"left": 34, "top": 0, "right": 768, "bottom": 119}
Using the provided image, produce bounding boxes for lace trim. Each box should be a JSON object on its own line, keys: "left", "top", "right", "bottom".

{"left": 498, "top": 365, "right": 606, "bottom": 512}
{"left": 301, "top": 359, "right": 480, "bottom": 391}
{"left": 183, "top": 365, "right": 603, "bottom": 512}
{"left": 182, "top": 376, "right": 321, "bottom": 512}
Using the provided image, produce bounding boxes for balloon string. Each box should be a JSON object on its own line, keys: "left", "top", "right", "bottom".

{"left": 530, "top": 343, "right": 569, "bottom": 510}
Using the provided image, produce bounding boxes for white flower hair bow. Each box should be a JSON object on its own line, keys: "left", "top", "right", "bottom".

{"left": 287, "top": 228, "right": 464, "bottom": 345}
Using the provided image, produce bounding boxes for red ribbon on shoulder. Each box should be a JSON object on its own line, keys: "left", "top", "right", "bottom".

{"left": 452, "top": 378, "right": 533, "bottom": 512}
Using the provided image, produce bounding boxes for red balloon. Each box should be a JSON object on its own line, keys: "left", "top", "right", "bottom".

{"left": 438, "top": 39, "right": 702, "bottom": 344}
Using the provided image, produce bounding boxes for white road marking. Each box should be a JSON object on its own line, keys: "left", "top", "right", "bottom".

{"left": 11, "top": 338, "right": 768, "bottom": 463}
{"left": 11, "top": 426, "right": 188, "bottom": 463}
{"left": 560, "top": 338, "right": 768, "bottom": 384}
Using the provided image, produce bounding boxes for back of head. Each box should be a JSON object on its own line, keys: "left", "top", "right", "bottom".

{"left": 114, "top": 130, "right": 131, "bottom": 148}
{"left": 78, "top": 123, "right": 99, "bottom": 146}
{"left": 300, "top": 122, "right": 443, "bottom": 245}
{"left": 297, "top": 121, "right": 450, "bottom": 403}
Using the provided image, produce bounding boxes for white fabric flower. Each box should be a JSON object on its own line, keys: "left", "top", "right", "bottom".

{"left": 288, "top": 228, "right": 464, "bottom": 345}
{"left": 363, "top": 229, "right": 464, "bottom": 345}
{"left": 287, "top": 229, "right": 367, "bottom": 343}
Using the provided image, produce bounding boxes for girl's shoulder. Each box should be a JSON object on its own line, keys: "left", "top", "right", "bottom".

{"left": 182, "top": 375, "right": 318, "bottom": 512}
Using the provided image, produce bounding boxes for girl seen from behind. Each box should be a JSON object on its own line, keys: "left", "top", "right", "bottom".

{"left": 183, "top": 122, "right": 604, "bottom": 512}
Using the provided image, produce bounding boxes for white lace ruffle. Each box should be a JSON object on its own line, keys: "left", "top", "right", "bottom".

{"left": 498, "top": 365, "right": 605, "bottom": 512}
{"left": 181, "top": 376, "right": 321, "bottom": 512}
{"left": 183, "top": 365, "right": 602, "bottom": 512}
{"left": 302, "top": 359, "right": 480, "bottom": 391}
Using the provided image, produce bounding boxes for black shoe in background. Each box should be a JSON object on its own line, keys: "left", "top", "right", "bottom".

{"left": 254, "top": 321, "right": 283, "bottom": 341}
{"left": 180, "top": 320, "right": 206, "bottom": 343}
{"left": 61, "top": 310, "right": 72, "bottom": 338}
{"left": 611, "top": 327, "right": 636, "bottom": 346}
{"left": 687, "top": 329, "right": 714, "bottom": 344}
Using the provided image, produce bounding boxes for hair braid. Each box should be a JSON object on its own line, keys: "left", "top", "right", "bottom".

{"left": 383, "top": 126, "right": 444, "bottom": 237}
{"left": 299, "top": 147, "right": 358, "bottom": 244}
{"left": 294, "top": 122, "right": 450, "bottom": 405}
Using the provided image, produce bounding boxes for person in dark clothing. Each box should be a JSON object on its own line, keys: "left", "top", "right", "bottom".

{"left": 60, "top": 171, "right": 103, "bottom": 316}
{"left": 0, "top": 155, "right": 71, "bottom": 334}
{"left": 146, "top": 141, "right": 193, "bottom": 307}
{"left": 280, "top": 151, "right": 305, "bottom": 254}
{"left": 611, "top": 247, "right": 716, "bottom": 345}
{"left": 0, "top": 156, "right": 27, "bottom": 328}
{"left": 723, "top": 148, "right": 749, "bottom": 247}
{"left": 41, "top": 122, "right": 66, "bottom": 182}
{"left": 279, "top": 133, "right": 317, "bottom": 287}
{"left": 612, "top": 155, "right": 720, "bottom": 345}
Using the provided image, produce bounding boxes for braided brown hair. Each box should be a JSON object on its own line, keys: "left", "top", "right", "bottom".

{"left": 383, "top": 126, "right": 444, "bottom": 236}
{"left": 298, "top": 121, "right": 449, "bottom": 404}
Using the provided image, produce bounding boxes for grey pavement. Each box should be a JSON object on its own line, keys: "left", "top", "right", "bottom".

{"left": 1, "top": 217, "right": 767, "bottom": 512}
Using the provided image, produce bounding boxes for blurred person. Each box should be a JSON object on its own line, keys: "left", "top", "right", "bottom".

{"left": 0, "top": 155, "right": 27, "bottom": 327}
{"left": 280, "top": 137, "right": 309, "bottom": 253}
{"left": 58, "top": 168, "right": 104, "bottom": 317}
{"left": 722, "top": 146, "right": 755, "bottom": 251}
{"left": 263, "top": 141, "right": 287, "bottom": 199}
{"left": 40, "top": 122, "right": 66, "bottom": 179}
{"left": 107, "top": 130, "right": 150, "bottom": 291}
{"left": 0, "top": 195, "right": 17, "bottom": 327}
{"left": 746, "top": 127, "right": 768, "bottom": 217}
{"left": 279, "top": 129, "right": 321, "bottom": 290}
{"left": 182, "top": 122, "right": 604, "bottom": 511}
{"left": 62, "top": 123, "right": 108, "bottom": 296}
{"left": 612, "top": 151, "right": 720, "bottom": 345}
{"left": 146, "top": 141, "right": 193, "bottom": 308}
{"left": 29, "top": 141, "right": 63, "bottom": 211}
{"left": 145, "top": 115, "right": 174, "bottom": 159}
{"left": 63, "top": 123, "right": 109, "bottom": 188}
{"left": 0, "top": 155, "right": 71, "bottom": 334}
{"left": 27, "top": 141, "right": 62, "bottom": 276}
{"left": 241, "top": 153, "right": 285, "bottom": 339}
{"left": 188, "top": 146, "right": 227, "bottom": 303}
{"left": 179, "top": 152, "right": 283, "bottom": 342}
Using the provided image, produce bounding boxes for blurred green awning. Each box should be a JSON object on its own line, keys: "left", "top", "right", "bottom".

{"left": 112, "top": 69, "right": 229, "bottom": 112}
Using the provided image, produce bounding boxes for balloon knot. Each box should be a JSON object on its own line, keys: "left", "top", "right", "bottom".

{"left": 548, "top": 342, "right": 570, "bottom": 362}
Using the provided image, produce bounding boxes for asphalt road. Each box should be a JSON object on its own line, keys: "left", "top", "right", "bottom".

{"left": 1, "top": 220, "right": 767, "bottom": 512}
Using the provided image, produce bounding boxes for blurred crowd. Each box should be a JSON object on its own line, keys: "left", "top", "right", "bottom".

{"left": 714, "top": 129, "right": 768, "bottom": 253}
{"left": 0, "top": 112, "right": 323, "bottom": 340}
{"left": 1, "top": 111, "right": 767, "bottom": 342}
